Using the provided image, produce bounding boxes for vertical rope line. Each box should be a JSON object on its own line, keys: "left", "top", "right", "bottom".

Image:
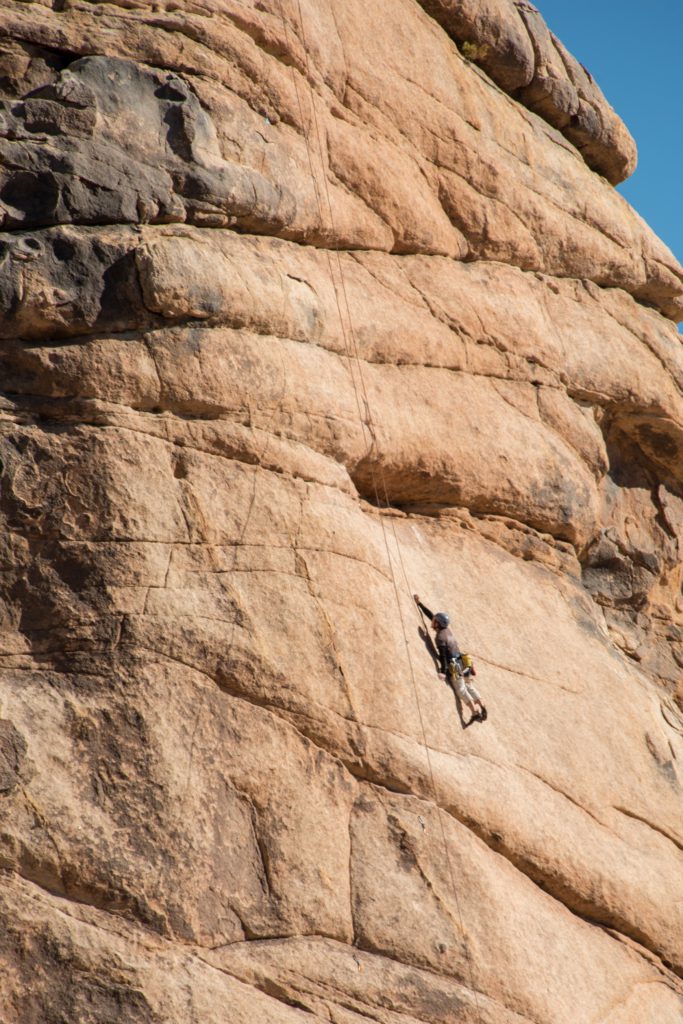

{"left": 276, "top": 4, "right": 373, "bottom": 450}
{"left": 276, "top": 2, "right": 483, "bottom": 1016}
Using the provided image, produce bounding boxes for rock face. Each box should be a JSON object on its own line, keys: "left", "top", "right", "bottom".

{"left": 419, "top": 0, "right": 638, "bottom": 185}
{"left": 0, "top": 2, "right": 682, "bottom": 1022}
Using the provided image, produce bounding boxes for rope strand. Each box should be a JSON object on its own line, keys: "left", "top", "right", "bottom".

{"left": 276, "top": 3, "right": 483, "bottom": 1015}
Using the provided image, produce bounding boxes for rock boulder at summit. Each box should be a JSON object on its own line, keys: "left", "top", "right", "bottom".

{"left": 0, "top": 2, "right": 682, "bottom": 1022}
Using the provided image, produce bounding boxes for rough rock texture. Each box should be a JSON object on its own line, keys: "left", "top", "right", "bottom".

{"left": 418, "top": 0, "right": 638, "bottom": 185}
{"left": 0, "top": 2, "right": 682, "bottom": 1022}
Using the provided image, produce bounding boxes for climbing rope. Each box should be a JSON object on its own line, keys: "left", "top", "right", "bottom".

{"left": 276, "top": 2, "right": 484, "bottom": 1016}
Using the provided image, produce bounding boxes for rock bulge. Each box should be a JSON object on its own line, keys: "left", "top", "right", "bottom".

{"left": 419, "top": 0, "right": 638, "bottom": 184}
{"left": 0, "top": 2, "right": 682, "bottom": 1023}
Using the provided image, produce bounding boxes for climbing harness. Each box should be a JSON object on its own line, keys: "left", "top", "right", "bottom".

{"left": 276, "top": 3, "right": 484, "bottom": 1018}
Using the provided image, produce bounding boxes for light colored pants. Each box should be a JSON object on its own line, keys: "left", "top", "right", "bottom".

{"left": 454, "top": 671, "right": 481, "bottom": 704}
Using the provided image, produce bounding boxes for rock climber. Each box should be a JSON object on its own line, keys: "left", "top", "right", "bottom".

{"left": 413, "top": 595, "right": 487, "bottom": 723}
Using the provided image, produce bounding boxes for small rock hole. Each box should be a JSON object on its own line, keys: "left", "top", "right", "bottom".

{"left": 52, "top": 237, "right": 76, "bottom": 262}
{"left": 155, "top": 81, "right": 187, "bottom": 102}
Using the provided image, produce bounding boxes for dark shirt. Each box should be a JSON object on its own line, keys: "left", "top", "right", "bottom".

{"left": 416, "top": 601, "right": 461, "bottom": 673}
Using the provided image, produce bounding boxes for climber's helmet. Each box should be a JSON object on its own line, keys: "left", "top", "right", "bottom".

{"left": 432, "top": 612, "right": 450, "bottom": 629}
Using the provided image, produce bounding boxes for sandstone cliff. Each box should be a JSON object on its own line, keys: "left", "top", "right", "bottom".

{"left": 0, "top": 2, "right": 682, "bottom": 1022}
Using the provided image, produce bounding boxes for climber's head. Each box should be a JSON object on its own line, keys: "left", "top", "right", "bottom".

{"left": 432, "top": 612, "right": 449, "bottom": 630}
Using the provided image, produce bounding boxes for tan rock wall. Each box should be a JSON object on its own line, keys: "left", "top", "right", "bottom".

{"left": 419, "top": 0, "right": 637, "bottom": 184}
{"left": 0, "top": 2, "right": 682, "bottom": 1022}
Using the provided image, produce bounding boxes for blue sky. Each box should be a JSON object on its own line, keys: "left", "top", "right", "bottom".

{"left": 536, "top": 1, "right": 682, "bottom": 268}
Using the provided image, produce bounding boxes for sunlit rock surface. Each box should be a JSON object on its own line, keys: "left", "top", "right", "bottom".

{"left": 0, "top": 2, "right": 682, "bottom": 1022}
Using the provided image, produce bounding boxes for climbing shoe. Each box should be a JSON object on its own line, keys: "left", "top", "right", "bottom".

{"left": 480, "top": 707, "right": 488, "bottom": 722}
